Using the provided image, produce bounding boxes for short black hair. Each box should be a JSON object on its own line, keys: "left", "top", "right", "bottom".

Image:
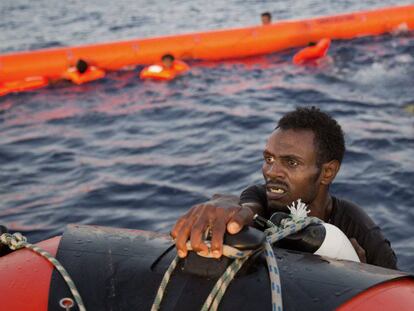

{"left": 76, "top": 59, "right": 88, "bottom": 74}
{"left": 276, "top": 106, "right": 345, "bottom": 166}
{"left": 261, "top": 12, "right": 272, "bottom": 19}
{"left": 161, "top": 54, "right": 175, "bottom": 62}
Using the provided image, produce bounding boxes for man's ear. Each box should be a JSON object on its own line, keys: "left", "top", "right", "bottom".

{"left": 320, "top": 160, "right": 340, "bottom": 185}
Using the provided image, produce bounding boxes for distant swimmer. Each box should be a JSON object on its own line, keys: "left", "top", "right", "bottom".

{"left": 293, "top": 38, "right": 331, "bottom": 65}
{"left": 261, "top": 12, "right": 272, "bottom": 25}
{"left": 139, "top": 54, "right": 190, "bottom": 81}
{"left": 64, "top": 59, "right": 106, "bottom": 85}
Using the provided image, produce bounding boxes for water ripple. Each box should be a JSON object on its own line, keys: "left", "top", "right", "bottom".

{"left": 1, "top": 0, "right": 413, "bottom": 272}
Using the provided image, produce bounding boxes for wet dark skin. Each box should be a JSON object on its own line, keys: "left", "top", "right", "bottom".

{"left": 171, "top": 129, "right": 367, "bottom": 261}
{"left": 162, "top": 58, "right": 174, "bottom": 69}
{"left": 261, "top": 15, "right": 271, "bottom": 25}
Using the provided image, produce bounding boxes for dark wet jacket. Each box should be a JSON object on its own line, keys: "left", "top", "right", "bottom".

{"left": 240, "top": 184, "right": 398, "bottom": 270}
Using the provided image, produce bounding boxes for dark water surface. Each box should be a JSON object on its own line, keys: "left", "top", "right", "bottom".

{"left": 1, "top": 0, "right": 413, "bottom": 272}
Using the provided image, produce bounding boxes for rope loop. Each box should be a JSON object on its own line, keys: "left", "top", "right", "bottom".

{"left": 0, "top": 232, "right": 86, "bottom": 311}
{"left": 152, "top": 199, "right": 319, "bottom": 311}
{"left": 0, "top": 232, "right": 27, "bottom": 250}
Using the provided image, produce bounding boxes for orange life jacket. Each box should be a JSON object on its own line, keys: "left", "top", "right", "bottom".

{"left": 140, "top": 60, "right": 190, "bottom": 81}
{"left": 293, "top": 38, "right": 331, "bottom": 65}
{"left": 64, "top": 66, "right": 106, "bottom": 85}
{"left": 0, "top": 76, "right": 48, "bottom": 96}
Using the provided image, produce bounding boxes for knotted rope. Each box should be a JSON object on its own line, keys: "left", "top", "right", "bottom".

{"left": 0, "top": 232, "right": 86, "bottom": 311}
{"left": 152, "top": 199, "right": 322, "bottom": 311}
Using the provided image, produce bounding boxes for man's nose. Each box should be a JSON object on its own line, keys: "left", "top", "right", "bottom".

{"left": 264, "top": 162, "right": 286, "bottom": 179}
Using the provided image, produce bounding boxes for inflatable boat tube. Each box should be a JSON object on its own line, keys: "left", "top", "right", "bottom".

{"left": 0, "top": 5, "right": 413, "bottom": 81}
{"left": 0, "top": 224, "right": 412, "bottom": 311}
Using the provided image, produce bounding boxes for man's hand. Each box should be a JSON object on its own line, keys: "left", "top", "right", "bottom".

{"left": 170, "top": 195, "right": 254, "bottom": 259}
{"left": 350, "top": 238, "right": 367, "bottom": 263}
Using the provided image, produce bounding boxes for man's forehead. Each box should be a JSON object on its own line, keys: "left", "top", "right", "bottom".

{"left": 265, "top": 129, "right": 316, "bottom": 152}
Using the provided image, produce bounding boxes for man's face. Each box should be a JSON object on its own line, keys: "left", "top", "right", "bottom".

{"left": 162, "top": 58, "right": 173, "bottom": 69}
{"left": 262, "top": 129, "right": 322, "bottom": 213}
{"left": 261, "top": 16, "right": 271, "bottom": 25}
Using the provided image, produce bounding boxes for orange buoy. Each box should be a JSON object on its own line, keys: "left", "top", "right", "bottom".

{"left": 140, "top": 60, "right": 189, "bottom": 81}
{"left": 63, "top": 66, "right": 106, "bottom": 85}
{"left": 0, "top": 5, "right": 413, "bottom": 82}
{"left": 293, "top": 38, "right": 331, "bottom": 64}
{"left": 0, "top": 76, "right": 48, "bottom": 96}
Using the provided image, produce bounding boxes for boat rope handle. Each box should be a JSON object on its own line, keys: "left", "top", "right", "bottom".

{"left": 151, "top": 200, "right": 322, "bottom": 311}
{"left": 0, "top": 232, "right": 86, "bottom": 311}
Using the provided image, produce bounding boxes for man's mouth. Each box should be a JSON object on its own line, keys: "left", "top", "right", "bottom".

{"left": 268, "top": 187, "right": 285, "bottom": 194}
{"left": 266, "top": 183, "right": 288, "bottom": 200}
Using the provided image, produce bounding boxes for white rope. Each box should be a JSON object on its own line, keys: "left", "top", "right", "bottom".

{"left": 0, "top": 232, "right": 87, "bottom": 311}
{"left": 152, "top": 199, "right": 322, "bottom": 311}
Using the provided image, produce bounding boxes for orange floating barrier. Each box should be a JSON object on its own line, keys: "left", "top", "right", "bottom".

{"left": 0, "top": 5, "right": 413, "bottom": 82}
{"left": 140, "top": 60, "right": 190, "bottom": 81}
{"left": 0, "top": 76, "right": 48, "bottom": 95}
{"left": 293, "top": 38, "right": 331, "bottom": 64}
{"left": 63, "top": 66, "right": 106, "bottom": 85}
{"left": 0, "top": 88, "right": 9, "bottom": 97}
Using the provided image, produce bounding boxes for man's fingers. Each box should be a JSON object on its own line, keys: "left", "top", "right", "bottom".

{"left": 175, "top": 216, "right": 197, "bottom": 258}
{"left": 171, "top": 200, "right": 246, "bottom": 259}
{"left": 171, "top": 206, "right": 197, "bottom": 239}
{"left": 175, "top": 224, "right": 191, "bottom": 258}
{"left": 227, "top": 206, "right": 254, "bottom": 234}
{"left": 210, "top": 217, "right": 226, "bottom": 258}
{"left": 171, "top": 216, "right": 187, "bottom": 239}
{"left": 190, "top": 207, "right": 210, "bottom": 256}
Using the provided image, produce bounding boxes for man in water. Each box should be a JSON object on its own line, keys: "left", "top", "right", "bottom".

{"left": 76, "top": 59, "right": 89, "bottom": 74}
{"left": 161, "top": 54, "right": 175, "bottom": 69}
{"left": 161, "top": 54, "right": 189, "bottom": 72}
{"left": 171, "top": 107, "right": 397, "bottom": 269}
{"left": 139, "top": 53, "right": 189, "bottom": 80}
{"left": 261, "top": 12, "right": 272, "bottom": 25}
{"left": 64, "top": 59, "right": 105, "bottom": 85}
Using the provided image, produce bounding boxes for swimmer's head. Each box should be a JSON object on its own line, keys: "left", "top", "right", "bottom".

{"left": 161, "top": 54, "right": 175, "bottom": 69}
{"left": 76, "top": 59, "right": 88, "bottom": 74}
{"left": 261, "top": 12, "right": 272, "bottom": 25}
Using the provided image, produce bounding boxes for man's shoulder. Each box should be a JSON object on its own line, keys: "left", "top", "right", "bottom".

{"left": 240, "top": 184, "right": 266, "bottom": 196}
{"left": 331, "top": 196, "right": 377, "bottom": 230}
{"left": 239, "top": 184, "right": 267, "bottom": 205}
{"left": 331, "top": 197, "right": 397, "bottom": 269}
{"left": 332, "top": 197, "right": 364, "bottom": 214}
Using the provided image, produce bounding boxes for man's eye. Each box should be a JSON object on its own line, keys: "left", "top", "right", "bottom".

{"left": 288, "top": 159, "right": 298, "bottom": 167}
{"left": 264, "top": 156, "right": 274, "bottom": 164}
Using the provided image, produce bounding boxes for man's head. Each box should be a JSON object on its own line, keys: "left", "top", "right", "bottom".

{"left": 261, "top": 12, "right": 272, "bottom": 25}
{"left": 262, "top": 106, "right": 345, "bottom": 212}
{"left": 161, "top": 54, "right": 175, "bottom": 69}
{"left": 76, "top": 59, "right": 89, "bottom": 74}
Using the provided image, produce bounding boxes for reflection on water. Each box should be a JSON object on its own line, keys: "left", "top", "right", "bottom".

{"left": 0, "top": 0, "right": 413, "bottom": 272}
